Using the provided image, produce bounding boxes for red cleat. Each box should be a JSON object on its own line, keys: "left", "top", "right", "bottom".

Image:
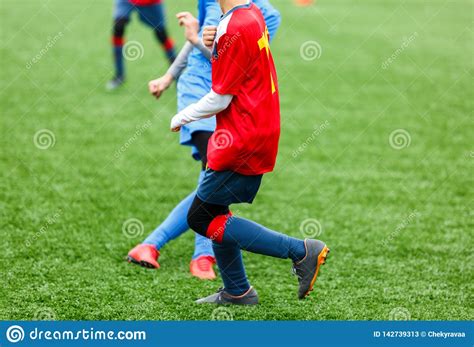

{"left": 190, "top": 255, "right": 216, "bottom": 280}
{"left": 127, "top": 244, "right": 160, "bottom": 269}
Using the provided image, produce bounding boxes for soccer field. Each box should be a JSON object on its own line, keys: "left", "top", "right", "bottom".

{"left": 1, "top": 0, "right": 472, "bottom": 321}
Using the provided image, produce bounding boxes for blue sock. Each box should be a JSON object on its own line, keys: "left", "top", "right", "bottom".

{"left": 165, "top": 47, "right": 176, "bottom": 62}
{"left": 113, "top": 45, "right": 124, "bottom": 78}
{"left": 212, "top": 242, "right": 250, "bottom": 296}
{"left": 143, "top": 190, "right": 195, "bottom": 249}
{"left": 223, "top": 216, "right": 306, "bottom": 262}
{"left": 192, "top": 234, "right": 214, "bottom": 259}
{"left": 143, "top": 170, "right": 210, "bottom": 252}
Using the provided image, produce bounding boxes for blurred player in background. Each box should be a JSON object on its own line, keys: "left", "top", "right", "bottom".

{"left": 294, "top": 0, "right": 314, "bottom": 6}
{"left": 126, "top": 0, "right": 281, "bottom": 280}
{"left": 107, "top": 0, "right": 177, "bottom": 90}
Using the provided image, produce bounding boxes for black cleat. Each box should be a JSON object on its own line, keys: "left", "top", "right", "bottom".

{"left": 196, "top": 287, "right": 259, "bottom": 305}
{"left": 293, "top": 239, "right": 330, "bottom": 299}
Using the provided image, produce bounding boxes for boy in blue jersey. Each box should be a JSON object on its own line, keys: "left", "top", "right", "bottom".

{"left": 126, "top": 0, "right": 281, "bottom": 279}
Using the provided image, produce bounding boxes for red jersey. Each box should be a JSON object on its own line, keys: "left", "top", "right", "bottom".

{"left": 129, "top": 0, "right": 160, "bottom": 5}
{"left": 208, "top": 3, "right": 280, "bottom": 175}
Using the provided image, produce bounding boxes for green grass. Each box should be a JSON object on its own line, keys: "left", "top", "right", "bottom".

{"left": 0, "top": 0, "right": 472, "bottom": 320}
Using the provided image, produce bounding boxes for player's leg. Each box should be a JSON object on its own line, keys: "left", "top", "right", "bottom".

{"left": 137, "top": 2, "right": 176, "bottom": 63}
{"left": 107, "top": 0, "right": 133, "bottom": 90}
{"left": 127, "top": 190, "right": 197, "bottom": 269}
{"left": 128, "top": 76, "right": 215, "bottom": 278}
{"left": 126, "top": 132, "right": 216, "bottom": 278}
{"left": 212, "top": 242, "right": 251, "bottom": 296}
{"left": 211, "top": 212, "right": 330, "bottom": 299}
{"left": 139, "top": 130, "right": 211, "bottom": 252}
{"left": 126, "top": 152, "right": 205, "bottom": 270}
{"left": 187, "top": 131, "right": 217, "bottom": 279}
{"left": 188, "top": 195, "right": 307, "bottom": 263}
{"left": 177, "top": 75, "right": 218, "bottom": 277}
{"left": 186, "top": 197, "right": 256, "bottom": 304}
{"left": 187, "top": 170, "right": 330, "bottom": 302}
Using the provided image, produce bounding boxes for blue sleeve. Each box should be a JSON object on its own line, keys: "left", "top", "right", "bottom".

{"left": 252, "top": 0, "right": 281, "bottom": 41}
{"left": 201, "top": 1, "right": 221, "bottom": 29}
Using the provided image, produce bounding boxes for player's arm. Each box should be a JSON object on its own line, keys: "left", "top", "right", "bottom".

{"left": 166, "top": 41, "right": 193, "bottom": 79}
{"left": 170, "top": 90, "right": 232, "bottom": 131}
{"left": 193, "top": 40, "right": 212, "bottom": 60}
{"left": 196, "top": 2, "right": 221, "bottom": 58}
{"left": 148, "top": 42, "right": 193, "bottom": 99}
{"left": 177, "top": 11, "right": 212, "bottom": 60}
{"left": 170, "top": 25, "right": 249, "bottom": 132}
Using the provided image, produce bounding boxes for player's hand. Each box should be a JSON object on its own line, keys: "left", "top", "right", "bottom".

{"left": 170, "top": 115, "right": 182, "bottom": 132}
{"left": 202, "top": 26, "right": 217, "bottom": 49}
{"left": 148, "top": 73, "right": 173, "bottom": 99}
{"left": 176, "top": 12, "right": 200, "bottom": 45}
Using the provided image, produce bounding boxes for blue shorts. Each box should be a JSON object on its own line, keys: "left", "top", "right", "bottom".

{"left": 113, "top": 0, "right": 166, "bottom": 29}
{"left": 177, "top": 72, "right": 216, "bottom": 160}
{"left": 196, "top": 169, "right": 263, "bottom": 206}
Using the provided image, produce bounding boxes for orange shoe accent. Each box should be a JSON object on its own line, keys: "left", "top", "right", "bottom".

{"left": 190, "top": 255, "right": 216, "bottom": 280}
{"left": 304, "top": 245, "right": 330, "bottom": 298}
{"left": 294, "top": 0, "right": 314, "bottom": 6}
{"left": 127, "top": 244, "right": 160, "bottom": 269}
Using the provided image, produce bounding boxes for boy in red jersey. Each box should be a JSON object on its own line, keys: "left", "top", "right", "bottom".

{"left": 168, "top": 0, "right": 329, "bottom": 304}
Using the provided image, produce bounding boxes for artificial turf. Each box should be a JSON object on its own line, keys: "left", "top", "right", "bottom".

{"left": 0, "top": 0, "right": 472, "bottom": 320}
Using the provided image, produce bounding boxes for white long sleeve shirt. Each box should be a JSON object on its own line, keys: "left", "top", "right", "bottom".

{"left": 170, "top": 90, "right": 233, "bottom": 131}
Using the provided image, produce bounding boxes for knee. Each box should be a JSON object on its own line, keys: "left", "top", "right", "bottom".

{"left": 187, "top": 199, "right": 212, "bottom": 237}
{"left": 186, "top": 209, "right": 202, "bottom": 235}
{"left": 187, "top": 197, "right": 231, "bottom": 241}
{"left": 113, "top": 17, "right": 129, "bottom": 37}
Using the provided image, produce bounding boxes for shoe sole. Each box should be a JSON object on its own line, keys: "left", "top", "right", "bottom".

{"left": 126, "top": 255, "right": 158, "bottom": 269}
{"left": 191, "top": 273, "right": 217, "bottom": 280}
{"left": 190, "top": 266, "right": 217, "bottom": 280}
{"left": 303, "top": 245, "right": 330, "bottom": 298}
